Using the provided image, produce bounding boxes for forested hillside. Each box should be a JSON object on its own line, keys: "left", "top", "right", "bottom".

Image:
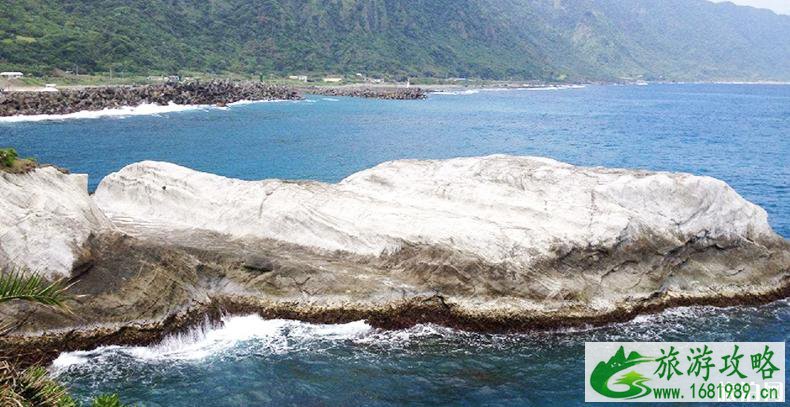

{"left": 1, "top": 0, "right": 789, "bottom": 81}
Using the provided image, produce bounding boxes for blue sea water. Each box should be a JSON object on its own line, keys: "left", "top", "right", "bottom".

{"left": 1, "top": 84, "right": 788, "bottom": 406}
{"left": 50, "top": 303, "right": 788, "bottom": 407}
{"left": 1, "top": 84, "right": 788, "bottom": 236}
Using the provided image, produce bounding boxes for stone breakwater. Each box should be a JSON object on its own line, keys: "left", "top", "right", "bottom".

{"left": 300, "top": 86, "right": 427, "bottom": 99}
{"left": 0, "top": 156, "right": 788, "bottom": 366}
{"left": 0, "top": 81, "right": 301, "bottom": 117}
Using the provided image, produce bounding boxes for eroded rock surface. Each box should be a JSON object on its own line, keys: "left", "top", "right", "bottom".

{"left": 95, "top": 156, "right": 775, "bottom": 261}
{"left": 0, "top": 167, "right": 114, "bottom": 278}
{"left": 91, "top": 156, "right": 788, "bottom": 314}
{"left": 0, "top": 156, "right": 788, "bottom": 365}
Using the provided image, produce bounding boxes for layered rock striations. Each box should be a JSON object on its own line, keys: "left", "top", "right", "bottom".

{"left": 92, "top": 156, "right": 787, "bottom": 312}
{"left": 1, "top": 156, "right": 787, "bottom": 363}
{"left": 0, "top": 167, "right": 114, "bottom": 279}
{"left": 95, "top": 156, "right": 775, "bottom": 262}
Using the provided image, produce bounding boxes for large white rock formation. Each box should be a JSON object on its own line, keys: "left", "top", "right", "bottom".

{"left": 93, "top": 155, "right": 776, "bottom": 267}
{"left": 2, "top": 156, "right": 786, "bottom": 337}
{"left": 0, "top": 167, "right": 114, "bottom": 279}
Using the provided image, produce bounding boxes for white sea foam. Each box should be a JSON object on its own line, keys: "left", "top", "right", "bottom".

{"left": 0, "top": 99, "right": 297, "bottom": 123}
{"left": 321, "top": 97, "right": 340, "bottom": 102}
{"left": 50, "top": 318, "right": 456, "bottom": 374}
{"left": 430, "top": 89, "right": 480, "bottom": 95}
{"left": 50, "top": 300, "right": 788, "bottom": 375}
{"left": 430, "top": 85, "right": 586, "bottom": 96}
{"left": 51, "top": 315, "right": 373, "bottom": 371}
{"left": 523, "top": 84, "right": 586, "bottom": 91}
{"left": 226, "top": 99, "right": 291, "bottom": 106}
{"left": 0, "top": 102, "right": 212, "bottom": 123}
{"left": 477, "top": 85, "right": 586, "bottom": 92}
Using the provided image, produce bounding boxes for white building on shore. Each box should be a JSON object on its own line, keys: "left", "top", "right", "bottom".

{"left": 0, "top": 72, "right": 24, "bottom": 79}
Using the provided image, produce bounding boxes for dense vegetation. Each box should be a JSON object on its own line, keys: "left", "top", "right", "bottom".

{"left": 1, "top": 0, "right": 789, "bottom": 81}
{"left": 0, "top": 266, "right": 129, "bottom": 406}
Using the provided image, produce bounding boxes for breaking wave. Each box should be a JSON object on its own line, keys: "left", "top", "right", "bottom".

{"left": 0, "top": 99, "right": 295, "bottom": 122}
{"left": 0, "top": 102, "right": 211, "bottom": 123}
{"left": 523, "top": 84, "right": 586, "bottom": 91}
{"left": 51, "top": 298, "right": 789, "bottom": 375}
{"left": 51, "top": 315, "right": 373, "bottom": 371}
{"left": 430, "top": 89, "right": 481, "bottom": 95}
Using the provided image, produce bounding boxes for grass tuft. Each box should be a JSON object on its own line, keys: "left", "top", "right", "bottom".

{"left": 0, "top": 148, "right": 37, "bottom": 174}
{"left": 0, "top": 361, "right": 77, "bottom": 406}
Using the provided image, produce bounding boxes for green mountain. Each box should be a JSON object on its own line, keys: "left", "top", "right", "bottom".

{"left": 1, "top": 0, "right": 789, "bottom": 81}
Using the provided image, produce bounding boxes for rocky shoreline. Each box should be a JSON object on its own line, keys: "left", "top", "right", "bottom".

{"left": 0, "top": 80, "right": 301, "bottom": 117}
{"left": 299, "top": 85, "right": 428, "bottom": 99}
{"left": 0, "top": 156, "right": 788, "bottom": 368}
{"left": 0, "top": 82, "right": 430, "bottom": 117}
{"left": 3, "top": 283, "right": 788, "bottom": 368}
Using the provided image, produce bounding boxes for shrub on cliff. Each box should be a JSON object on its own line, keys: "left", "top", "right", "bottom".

{"left": 0, "top": 148, "right": 17, "bottom": 167}
{"left": 0, "top": 148, "right": 37, "bottom": 174}
{"left": 0, "top": 148, "right": 38, "bottom": 174}
{"left": 90, "top": 394, "right": 128, "bottom": 407}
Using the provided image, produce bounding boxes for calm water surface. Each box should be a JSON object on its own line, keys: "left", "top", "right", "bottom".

{"left": 1, "top": 84, "right": 788, "bottom": 406}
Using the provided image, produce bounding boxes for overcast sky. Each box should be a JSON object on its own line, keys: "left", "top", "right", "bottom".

{"left": 709, "top": 0, "right": 790, "bottom": 15}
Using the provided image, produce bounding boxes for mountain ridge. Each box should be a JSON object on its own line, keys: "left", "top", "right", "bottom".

{"left": 1, "top": 0, "right": 789, "bottom": 81}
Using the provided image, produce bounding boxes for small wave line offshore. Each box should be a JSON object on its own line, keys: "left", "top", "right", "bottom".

{"left": 430, "top": 84, "right": 586, "bottom": 95}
